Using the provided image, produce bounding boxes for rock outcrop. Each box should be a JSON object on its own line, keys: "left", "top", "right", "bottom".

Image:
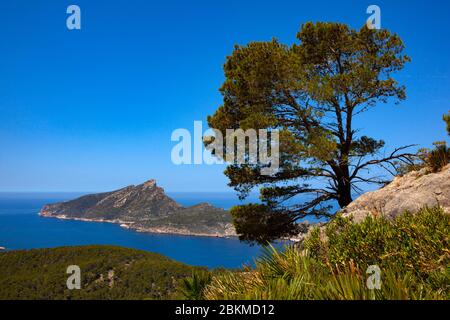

{"left": 341, "top": 165, "right": 450, "bottom": 222}
{"left": 40, "top": 179, "right": 236, "bottom": 237}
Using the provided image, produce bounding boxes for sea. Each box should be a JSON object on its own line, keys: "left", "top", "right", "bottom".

{"left": 0, "top": 192, "right": 291, "bottom": 269}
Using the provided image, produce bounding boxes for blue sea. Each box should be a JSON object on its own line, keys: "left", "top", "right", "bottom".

{"left": 0, "top": 192, "right": 278, "bottom": 269}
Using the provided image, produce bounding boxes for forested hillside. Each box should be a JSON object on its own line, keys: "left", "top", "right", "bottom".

{"left": 0, "top": 245, "right": 202, "bottom": 299}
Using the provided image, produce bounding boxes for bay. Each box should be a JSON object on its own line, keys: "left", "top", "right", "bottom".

{"left": 0, "top": 192, "right": 269, "bottom": 269}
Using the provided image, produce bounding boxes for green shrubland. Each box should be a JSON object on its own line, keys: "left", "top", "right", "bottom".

{"left": 0, "top": 245, "right": 202, "bottom": 300}
{"left": 181, "top": 207, "right": 449, "bottom": 300}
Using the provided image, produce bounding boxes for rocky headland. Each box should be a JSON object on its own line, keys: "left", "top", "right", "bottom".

{"left": 40, "top": 180, "right": 236, "bottom": 238}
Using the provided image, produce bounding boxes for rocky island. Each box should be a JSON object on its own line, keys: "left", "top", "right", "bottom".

{"left": 40, "top": 180, "right": 236, "bottom": 238}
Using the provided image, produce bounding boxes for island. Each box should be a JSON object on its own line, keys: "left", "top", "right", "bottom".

{"left": 40, "top": 179, "right": 236, "bottom": 238}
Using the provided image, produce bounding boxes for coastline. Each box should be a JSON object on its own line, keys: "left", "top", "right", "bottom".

{"left": 38, "top": 211, "right": 237, "bottom": 239}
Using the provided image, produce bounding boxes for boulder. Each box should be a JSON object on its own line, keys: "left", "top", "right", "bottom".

{"left": 341, "top": 165, "right": 450, "bottom": 222}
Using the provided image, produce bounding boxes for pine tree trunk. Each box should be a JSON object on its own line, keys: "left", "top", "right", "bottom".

{"left": 337, "top": 178, "right": 352, "bottom": 208}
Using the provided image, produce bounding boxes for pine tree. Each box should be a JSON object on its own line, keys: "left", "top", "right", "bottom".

{"left": 206, "top": 22, "right": 414, "bottom": 244}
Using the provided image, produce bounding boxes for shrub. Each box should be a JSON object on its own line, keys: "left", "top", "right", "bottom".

{"left": 193, "top": 207, "right": 449, "bottom": 300}
{"left": 397, "top": 112, "right": 450, "bottom": 175}
{"left": 305, "top": 207, "right": 449, "bottom": 277}
{"left": 397, "top": 143, "right": 449, "bottom": 175}
{"left": 444, "top": 111, "right": 450, "bottom": 136}
{"left": 423, "top": 142, "right": 450, "bottom": 173}
{"left": 178, "top": 270, "right": 212, "bottom": 300}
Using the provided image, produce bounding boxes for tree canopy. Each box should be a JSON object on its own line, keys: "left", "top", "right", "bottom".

{"left": 206, "top": 22, "right": 413, "bottom": 244}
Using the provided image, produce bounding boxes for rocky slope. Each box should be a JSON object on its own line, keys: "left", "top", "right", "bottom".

{"left": 40, "top": 180, "right": 236, "bottom": 237}
{"left": 341, "top": 165, "right": 450, "bottom": 222}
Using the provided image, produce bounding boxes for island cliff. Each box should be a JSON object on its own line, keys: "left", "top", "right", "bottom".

{"left": 40, "top": 180, "right": 236, "bottom": 238}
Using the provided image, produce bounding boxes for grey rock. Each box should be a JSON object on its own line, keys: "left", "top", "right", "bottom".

{"left": 341, "top": 165, "right": 450, "bottom": 222}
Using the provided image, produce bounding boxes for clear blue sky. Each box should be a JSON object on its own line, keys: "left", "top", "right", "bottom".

{"left": 0, "top": 0, "right": 449, "bottom": 192}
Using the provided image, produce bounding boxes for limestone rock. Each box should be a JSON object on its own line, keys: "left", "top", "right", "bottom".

{"left": 40, "top": 179, "right": 235, "bottom": 237}
{"left": 341, "top": 165, "right": 450, "bottom": 222}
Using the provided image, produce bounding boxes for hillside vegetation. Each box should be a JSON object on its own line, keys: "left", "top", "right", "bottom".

{"left": 2, "top": 208, "right": 448, "bottom": 300}
{"left": 181, "top": 207, "right": 449, "bottom": 300}
{"left": 0, "top": 245, "right": 202, "bottom": 300}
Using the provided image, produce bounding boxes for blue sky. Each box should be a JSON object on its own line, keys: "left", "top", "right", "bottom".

{"left": 0, "top": 0, "right": 449, "bottom": 192}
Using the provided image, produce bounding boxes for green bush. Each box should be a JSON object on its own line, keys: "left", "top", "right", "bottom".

{"left": 305, "top": 206, "right": 449, "bottom": 277}
{"left": 194, "top": 207, "right": 449, "bottom": 300}
{"left": 200, "top": 247, "right": 448, "bottom": 300}
{"left": 178, "top": 270, "right": 212, "bottom": 300}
